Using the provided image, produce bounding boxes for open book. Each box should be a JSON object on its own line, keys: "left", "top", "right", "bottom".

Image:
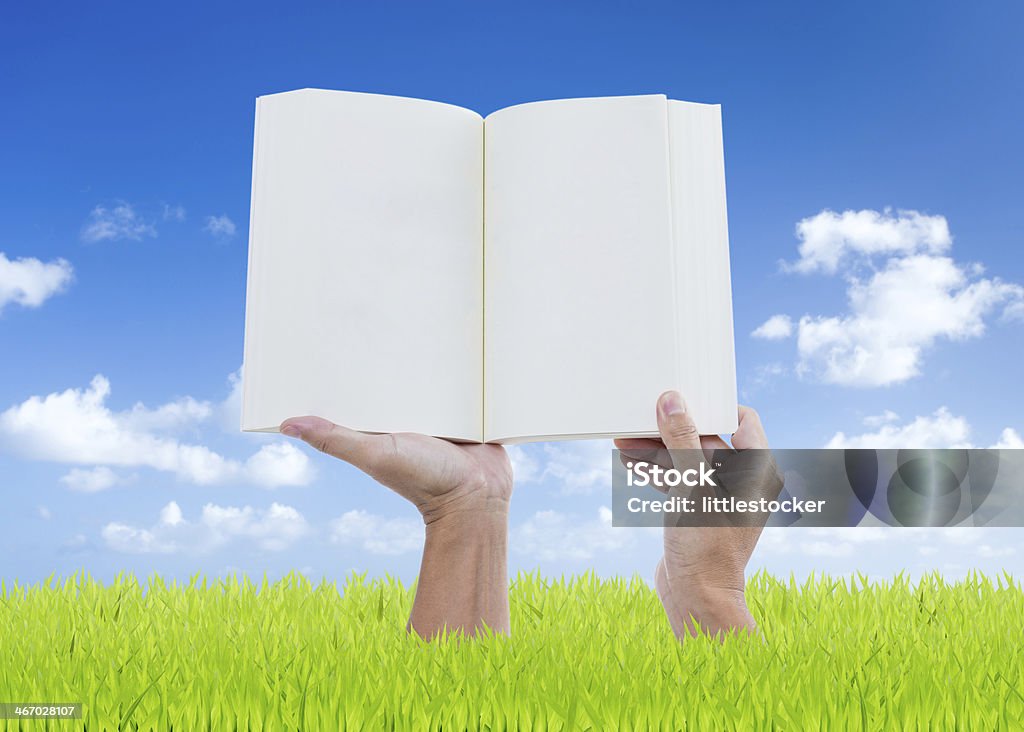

{"left": 242, "top": 90, "right": 737, "bottom": 443}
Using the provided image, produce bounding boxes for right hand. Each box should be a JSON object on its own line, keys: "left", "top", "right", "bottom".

{"left": 615, "top": 391, "right": 775, "bottom": 639}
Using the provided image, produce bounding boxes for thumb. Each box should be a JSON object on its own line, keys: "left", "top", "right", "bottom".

{"left": 280, "top": 416, "right": 383, "bottom": 474}
{"left": 656, "top": 392, "right": 705, "bottom": 516}
{"left": 656, "top": 391, "right": 700, "bottom": 450}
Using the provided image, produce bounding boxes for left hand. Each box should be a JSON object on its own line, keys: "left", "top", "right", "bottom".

{"left": 280, "top": 416, "right": 513, "bottom": 524}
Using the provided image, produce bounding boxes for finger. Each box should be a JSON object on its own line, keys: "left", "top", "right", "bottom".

{"left": 614, "top": 438, "right": 665, "bottom": 451}
{"left": 615, "top": 437, "right": 674, "bottom": 469}
{"left": 656, "top": 392, "right": 707, "bottom": 496}
{"left": 617, "top": 447, "right": 662, "bottom": 461}
{"left": 618, "top": 451, "right": 672, "bottom": 494}
{"left": 617, "top": 450, "right": 668, "bottom": 479}
{"left": 732, "top": 406, "right": 769, "bottom": 450}
{"left": 618, "top": 448, "right": 674, "bottom": 471}
{"left": 657, "top": 391, "right": 701, "bottom": 450}
{"left": 699, "top": 434, "right": 731, "bottom": 464}
{"left": 619, "top": 451, "right": 670, "bottom": 476}
{"left": 280, "top": 416, "right": 385, "bottom": 473}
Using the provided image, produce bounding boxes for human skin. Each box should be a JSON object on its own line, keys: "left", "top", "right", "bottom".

{"left": 279, "top": 416, "right": 512, "bottom": 639}
{"left": 615, "top": 391, "right": 773, "bottom": 641}
{"left": 281, "top": 391, "right": 772, "bottom": 643}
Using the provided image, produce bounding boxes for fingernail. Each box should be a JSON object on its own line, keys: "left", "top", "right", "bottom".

{"left": 659, "top": 391, "right": 686, "bottom": 417}
{"left": 280, "top": 422, "right": 302, "bottom": 438}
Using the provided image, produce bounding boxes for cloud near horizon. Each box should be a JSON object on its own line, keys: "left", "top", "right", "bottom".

{"left": 103, "top": 500, "right": 310, "bottom": 554}
{"left": 329, "top": 510, "right": 424, "bottom": 556}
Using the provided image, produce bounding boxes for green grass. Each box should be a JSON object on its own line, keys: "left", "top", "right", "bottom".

{"left": 2, "top": 571, "right": 1023, "bottom": 730}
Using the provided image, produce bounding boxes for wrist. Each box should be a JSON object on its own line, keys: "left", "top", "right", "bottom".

{"left": 422, "top": 497, "right": 510, "bottom": 536}
{"left": 669, "top": 585, "right": 757, "bottom": 639}
{"left": 678, "top": 584, "right": 753, "bottom": 629}
{"left": 411, "top": 491, "right": 511, "bottom": 637}
{"left": 418, "top": 481, "right": 512, "bottom": 527}
{"left": 658, "top": 560, "right": 756, "bottom": 639}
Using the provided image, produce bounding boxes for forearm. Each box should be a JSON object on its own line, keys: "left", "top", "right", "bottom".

{"left": 408, "top": 506, "right": 510, "bottom": 638}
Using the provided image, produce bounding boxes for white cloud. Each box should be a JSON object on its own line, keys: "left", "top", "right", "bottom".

{"left": 825, "top": 407, "right": 972, "bottom": 448}
{"left": 38, "top": 505, "right": 51, "bottom": 520}
{"left": 992, "top": 428, "right": 1024, "bottom": 449}
{"left": 102, "top": 500, "right": 310, "bottom": 554}
{"left": 60, "top": 533, "right": 90, "bottom": 554}
{"left": 245, "top": 443, "right": 315, "bottom": 487}
{"left": 754, "top": 528, "right": 793, "bottom": 555}
{"left": 219, "top": 368, "right": 244, "bottom": 431}
{"left": 329, "top": 510, "right": 424, "bottom": 555}
{"left": 939, "top": 527, "right": 980, "bottom": 545}
{"left": 0, "top": 252, "right": 74, "bottom": 313}
{"left": 511, "top": 441, "right": 613, "bottom": 494}
{"left": 122, "top": 396, "right": 213, "bottom": 433}
{"left": 204, "top": 215, "right": 236, "bottom": 238}
{"left": 862, "top": 410, "right": 900, "bottom": 428}
{"left": 795, "top": 254, "right": 1022, "bottom": 386}
{"left": 0, "top": 375, "right": 312, "bottom": 488}
{"left": 60, "top": 466, "right": 123, "bottom": 492}
{"left": 784, "top": 208, "right": 951, "bottom": 274}
{"left": 103, "top": 514, "right": 179, "bottom": 554}
{"left": 506, "top": 445, "right": 541, "bottom": 484}
{"left": 160, "top": 501, "right": 184, "bottom": 526}
{"left": 764, "top": 209, "right": 1023, "bottom": 387}
{"left": 81, "top": 202, "right": 156, "bottom": 243}
{"left": 756, "top": 526, "right": 1018, "bottom": 564}
{"left": 827, "top": 409, "right": 1022, "bottom": 450}
{"left": 809, "top": 527, "right": 892, "bottom": 544}
{"left": 799, "top": 540, "right": 854, "bottom": 557}
{"left": 793, "top": 526, "right": 894, "bottom": 557}
{"left": 202, "top": 502, "right": 310, "bottom": 551}
{"left": 512, "top": 506, "right": 636, "bottom": 561}
{"left": 162, "top": 203, "right": 186, "bottom": 221}
{"left": 751, "top": 314, "right": 793, "bottom": 340}
{"left": 744, "top": 362, "right": 788, "bottom": 394}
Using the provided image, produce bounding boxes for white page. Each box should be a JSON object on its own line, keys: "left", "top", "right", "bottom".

{"left": 242, "top": 89, "right": 484, "bottom": 441}
{"left": 484, "top": 95, "right": 679, "bottom": 442}
{"left": 667, "top": 101, "right": 739, "bottom": 435}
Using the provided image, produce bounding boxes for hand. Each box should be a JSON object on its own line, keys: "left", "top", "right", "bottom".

{"left": 280, "top": 416, "right": 513, "bottom": 637}
{"left": 279, "top": 416, "right": 512, "bottom": 523}
{"left": 615, "top": 392, "right": 775, "bottom": 640}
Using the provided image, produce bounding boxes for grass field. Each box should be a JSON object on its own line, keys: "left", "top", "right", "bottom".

{"left": 2, "top": 571, "right": 1023, "bottom": 730}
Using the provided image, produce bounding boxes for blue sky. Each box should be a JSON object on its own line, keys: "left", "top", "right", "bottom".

{"left": 2, "top": 0, "right": 1023, "bottom": 586}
